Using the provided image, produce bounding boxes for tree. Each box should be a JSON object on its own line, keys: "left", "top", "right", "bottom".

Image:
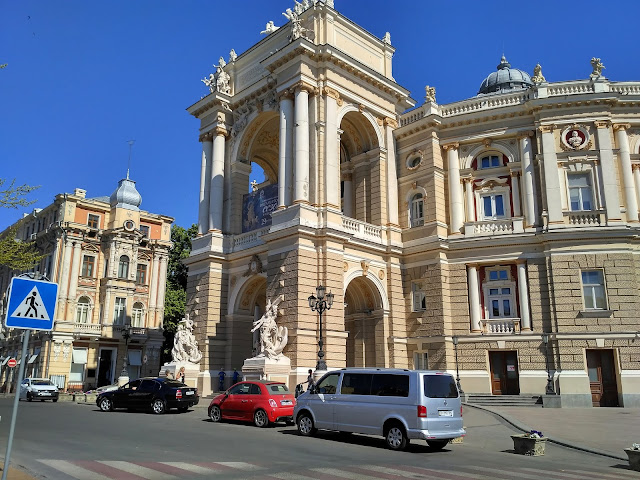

{"left": 162, "top": 223, "right": 198, "bottom": 363}
{"left": 0, "top": 179, "right": 44, "bottom": 270}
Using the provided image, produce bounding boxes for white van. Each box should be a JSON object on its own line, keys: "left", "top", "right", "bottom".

{"left": 293, "top": 368, "right": 465, "bottom": 451}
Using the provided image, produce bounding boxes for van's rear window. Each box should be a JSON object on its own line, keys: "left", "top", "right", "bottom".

{"left": 423, "top": 375, "right": 458, "bottom": 398}
{"left": 371, "top": 374, "right": 409, "bottom": 397}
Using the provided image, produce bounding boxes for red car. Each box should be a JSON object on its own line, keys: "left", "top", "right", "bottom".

{"left": 208, "top": 380, "right": 295, "bottom": 427}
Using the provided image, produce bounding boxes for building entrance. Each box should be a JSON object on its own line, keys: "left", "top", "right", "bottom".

{"left": 97, "top": 348, "right": 115, "bottom": 387}
{"left": 586, "top": 349, "right": 619, "bottom": 407}
{"left": 489, "top": 351, "right": 520, "bottom": 395}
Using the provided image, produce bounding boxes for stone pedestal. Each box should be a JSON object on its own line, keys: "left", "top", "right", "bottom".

{"left": 242, "top": 356, "right": 291, "bottom": 387}
{"left": 159, "top": 362, "right": 200, "bottom": 388}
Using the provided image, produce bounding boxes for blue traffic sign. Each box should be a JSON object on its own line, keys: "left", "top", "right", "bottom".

{"left": 5, "top": 277, "right": 58, "bottom": 331}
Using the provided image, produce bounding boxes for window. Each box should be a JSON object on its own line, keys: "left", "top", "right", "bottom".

{"left": 412, "top": 282, "right": 426, "bottom": 312}
{"left": 371, "top": 374, "right": 410, "bottom": 397}
{"left": 568, "top": 173, "right": 593, "bottom": 211}
{"left": 70, "top": 348, "right": 87, "bottom": 382}
{"left": 118, "top": 255, "right": 129, "bottom": 279}
{"left": 489, "top": 269, "right": 508, "bottom": 281}
{"left": 483, "top": 267, "right": 516, "bottom": 319}
{"left": 480, "top": 155, "right": 501, "bottom": 169}
{"left": 113, "top": 297, "right": 126, "bottom": 325}
{"left": 136, "top": 263, "right": 147, "bottom": 285}
{"left": 488, "top": 286, "right": 513, "bottom": 317}
{"left": 140, "top": 225, "right": 150, "bottom": 238}
{"left": 423, "top": 374, "right": 458, "bottom": 398}
{"left": 131, "top": 302, "right": 145, "bottom": 328}
{"left": 413, "top": 352, "right": 428, "bottom": 370}
{"left": 229, "top": 383, "right": 252, "bottom": 395}
{"left": 582, "top": 270, "right": 606, "bottom": 309}
{"left": 127, "top": 350, "right": 142, "bottom": 380}
{"left": 481, "top": 194, "right": 506, "bottom": 219}
{"left": 410, "top": 193, "right": 424, "bottom": 227}
{"left": 315, "top": 373, "right": 340, "bottom": 395}
{"left": 87, "top": 214, "right": 100, "bottom": 229}
{"left": 341, "top": 373, "right": 373, "bottom": 395}
{"left": 81, "top": 255, "right": 95, "bottom": 277}
{"left": 75, "top": 296, "right": 91, "bottom": 323}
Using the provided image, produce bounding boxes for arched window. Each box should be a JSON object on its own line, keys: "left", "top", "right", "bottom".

{"left": 118, "top": 255, "right": 129, "bottom": 279}
{"left": 132, "top": 302, "right": 145, "bottom": 328}
{"left": 76, "top": 296, "right": 91, "bottom": 323}
{"left": 410, "top": 193, "right": 424, "bottom": 227}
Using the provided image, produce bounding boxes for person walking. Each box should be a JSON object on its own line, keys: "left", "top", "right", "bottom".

{"left": 305, "top": 369, "right": 315, "bottom": 390}
{"left": 232, "top": 368, "right": 240, "bottom": 385}
{"left": 218, "top": 368, "right": 226, "bottom": 392}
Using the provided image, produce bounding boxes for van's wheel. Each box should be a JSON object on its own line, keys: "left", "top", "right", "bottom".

{"left": 297, "top": 412, "right": 316, "bottom": 437}
{"left": 385, "top": 423, "right": 409, "bottom": 451}
{"left": 253, "top": 409, "right": 269, "bottom": 428}
{"left": 427, "top": 440, "right": 449, "bottom": 451}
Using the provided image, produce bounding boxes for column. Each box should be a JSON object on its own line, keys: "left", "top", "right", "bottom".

{"left": 66, "top": 241, "right": 83, "bottom": 307}
{"left": 58, "top": 239, "right": 73, "bottom": 300}
{"left": 155, "top": 256, "right": 168, "bottom": 328}
{"left": 294, "top": 85, "right": 310, "bottom": 204}
{"left": 385, "top": 118, "right": 400, "bottom": 226}
{"left": 539, "top": 126, "right": 563, "bottom": 224}
{"left": 519, "top": 133, "right": 537, "bottom": 227}
{"left": 614, "top": 124, "right": 638, "bottom": 222}
{"left": 342, "top": 173, "right": 353, "bottom": 217}
{"left": 511, "top": 172, "right": 522, "bottom": 217}
{"left": 278, "top": 93, "right": 294, "bottom": 208}
{"left": 198, "top": 136, "right": 213, "bottom": 234}
{"left": 209, "top": 127, "right": 228, "bottom": 232}
{"left": 464, "top": 178, "right": 475, "bottom": 222}
{"left": 148, "top": 255, "right": 160, "bottom": 317}
{"left": 517, "top": 261, "right": 531, "bottom": 331}
{"left": 324, "top": 89, "right": 340, "bottom": 209}
{"left": 595, "top": 121, "right": 622, "bottom": 222}
{"left": 103, "top": 289, "right": 111, "bottom": 324}
{"left": 445, "top": 143, "right": 464, "bottom": 233}
{"left": 467, "top": 264, "right": 482, "bottom": 333}
{"left": 633, "top": 165, "right": 640, "bottom": 209}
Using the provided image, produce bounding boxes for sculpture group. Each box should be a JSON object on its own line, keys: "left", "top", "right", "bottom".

{"left": 251, "top": 297, "right": 288, "bottom": 359}
{"left": 171, "top": 315, "right": 202, "bottom": 364}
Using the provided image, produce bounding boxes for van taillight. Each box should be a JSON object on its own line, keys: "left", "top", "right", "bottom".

{"left": 417, "top": 405, "right": 427, "bottom": 418}
{"left": 176, "top": 389, "right": 182, "bottom": 399}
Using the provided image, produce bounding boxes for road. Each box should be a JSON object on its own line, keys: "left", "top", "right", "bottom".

{"left": 0, "top": 398, "right": 638, "bottom": 479}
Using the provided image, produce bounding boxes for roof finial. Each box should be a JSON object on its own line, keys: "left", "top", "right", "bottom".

{"left": 126, "top": 139, "right": 135, "bottom": 179}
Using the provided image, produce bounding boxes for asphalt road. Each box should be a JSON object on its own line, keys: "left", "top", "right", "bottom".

{"left": 0, "top": 398, "right": 638, "bottom": 479}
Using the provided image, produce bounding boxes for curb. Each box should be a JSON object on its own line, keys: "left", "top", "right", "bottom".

{"left": 463, "top": 402, "right": 627, "bottom": 461}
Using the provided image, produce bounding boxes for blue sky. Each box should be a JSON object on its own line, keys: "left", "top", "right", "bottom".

{"left": 2, "top": 0, "right": 639, "bottom": 230}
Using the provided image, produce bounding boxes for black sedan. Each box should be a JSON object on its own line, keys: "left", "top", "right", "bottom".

{"left": 96, "top": 377, "right": 199, "bottom": 414}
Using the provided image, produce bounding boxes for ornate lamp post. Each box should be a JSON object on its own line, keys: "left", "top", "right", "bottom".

{"left": 120, "top": 324, "right": 131, "bottom": 378}
{"left": 452, "top": 336, "right": 464, "bottom": 394}
{"left": 308, "top": 285, "right": 334, "bottom": 371}
{"left": 542, "top": 333, "right": 556, "bottom": 395}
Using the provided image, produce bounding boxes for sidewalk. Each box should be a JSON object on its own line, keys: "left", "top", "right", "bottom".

{"left": 465, "top": 403, "right": 640, "bottom": 460}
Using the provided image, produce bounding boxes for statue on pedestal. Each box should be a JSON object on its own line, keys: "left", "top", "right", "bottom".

{"left": 171, "top": 315, "right": 202, "bottom": 364}
{"left": 250, "top": 297, "right": 288, "bottom": 359}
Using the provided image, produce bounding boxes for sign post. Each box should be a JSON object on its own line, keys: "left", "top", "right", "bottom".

{"left": 2, "top": 275, "right": 57, "bottom": 480}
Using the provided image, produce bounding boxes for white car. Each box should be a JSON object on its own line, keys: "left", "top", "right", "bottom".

{"left": 20, "top": 378, "right": 59, "bottom": 402}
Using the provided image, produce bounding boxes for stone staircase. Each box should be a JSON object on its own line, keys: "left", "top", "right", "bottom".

{"left": 464, "top": 394, "right": 543, "bottom": 407}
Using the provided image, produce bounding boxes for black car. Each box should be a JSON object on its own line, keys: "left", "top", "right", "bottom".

{"left": 96, "top": 377, "right": 199, "bottom": 414}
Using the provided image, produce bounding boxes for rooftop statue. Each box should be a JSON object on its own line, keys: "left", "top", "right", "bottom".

{"left": 590, "top": 57, "right": 605, "bottom": 77}
{"left": 424, "top": 85, "right": 436, "bottom": 103}
{"left": 201, "top": 58, "right": 231, "bottom": 95}
{"left": 260, "top": 21, "right": 279, "bottom": 35}
{"left": 532, "top": 63, "right": 546, "bottom": 84}
{"left": 251, "top": 297, "right": 288, "bottom": 359}
{"left": 171, "top": 315, "right": 203, "bottom": 364}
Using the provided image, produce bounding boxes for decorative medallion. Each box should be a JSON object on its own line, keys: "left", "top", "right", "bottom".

{"left": 361, "top": 261, "right": 369, "bottom": 276}
{"left": 343, "top": 261, "right": 348, "bottom": 272}
{"left": 378, "top": 269, "right": 385, "bottom": 280}
{"left": 243, "top": 254, "right": 263, "bottom": 276}
{"left": 124, "top": 219, "right": 135, "bottom": 231}
{"left": 561, "top": 125, "right": 591, "bottom": 151}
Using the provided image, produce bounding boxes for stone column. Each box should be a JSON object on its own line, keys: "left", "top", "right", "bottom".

{"left": 278, "top": 92, "right": 294, "bottom": 208}
{"left": 517, "top": 261, "right": 531, "bottom": 331}
{"left": 342, "top": 172, "right": 353, "bottom": 217}
{"left": 155, "top": 256, "right": 168, "bottom": 328}
{"left": 511, "top": 172, "right": 522, "bottom": 217}
{"left": 148, "top": 255, "right": 159, "bottom": 319}
{"left": 198, "top": 135, "right": 213, "bottom": 234}
{"left": 539, "top": 125, "right": 563, "bottom": 224}
{"left": 384, "top": 118, "right": 400, "bottom": 226}
{"left": 58, "top": 238, "right": 73, "bottom": 300}
{"left": 66, "top": 241, "right": 83, "bottom": 312}
{"left": 633, "top": 164, "right": 640, "bottom": 209}
{"left": 467, "top": 264, "right": 481, "bottom": 333}
{"left": 294, "top": 85, "right": 311, "bottom": 204}
{"left": 595, "top": 121, "right": 622, "bottom": 222}
{"left": 614, "top": 124, "right": 638, "bottom": 222}
{"left": 444, "top": 143, "right": 464, "bottom": 233}
{"left": 324, "top": 88, "right": 341, "bottom": 210}
{"left": 463, "top": 177, "right": 475, "bottom": 222}
{"left": 519, "top": 133, "right": 537, "bottom": 227}
{"left": 209, "top": 126, "right": 228, "bottom": 232}
{"left": 103, "top": 289, "right": 111, "bottom": 324}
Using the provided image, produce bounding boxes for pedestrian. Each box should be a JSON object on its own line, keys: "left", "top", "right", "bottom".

{"left": 232, "top": 368, "right": 240, "bottom": 385}
{"left": 178, "top": 366, "right": 185, "bottom": 383}
{"left": 218, "top": 367, "right": 226, "bottom": 392}
{"left": 305, "top": 369, "right": 315, "bottom": 391}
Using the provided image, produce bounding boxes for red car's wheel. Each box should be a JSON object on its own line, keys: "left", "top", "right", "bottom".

{"left": 210, "top": 405, "right": 222, "bottom": 422}
{"left": 253, "top": 409, "right": 269, "bottom": 428}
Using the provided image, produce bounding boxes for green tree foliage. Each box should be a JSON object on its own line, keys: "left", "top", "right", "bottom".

{"left": 162, "top": 223, "right": 197, "bottom": 363}
{"left": 0, "top": 179, "right": 44, "bottom": 270}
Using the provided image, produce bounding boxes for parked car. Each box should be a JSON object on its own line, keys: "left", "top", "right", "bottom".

{"left": 96, "top": 377, "right": 199, "bottom": 414}
{"left": 94, "top": 383, "right": 119, "bottom": 393}
{"left": 19, "top": 378, "right": 59, "bottom": 402}
{"left": 208, "top": 380, "right": 295, "bottom": 427}
{"left": 294, "top": 368, "right": 465, "bottom": 451}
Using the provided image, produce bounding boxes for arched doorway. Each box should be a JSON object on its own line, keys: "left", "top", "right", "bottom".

{"left": 344, "top": 275, "right": 386, "bottom": 367}
{"left": 230, "top": 275, "right": 267, "bottom": 367}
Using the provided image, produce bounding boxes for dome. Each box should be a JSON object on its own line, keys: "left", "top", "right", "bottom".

{"left": 109, "top": 177, "right": 142, "bottom": 211}
{"left": 477, "top": 56, "right": 533, "bottom": 95}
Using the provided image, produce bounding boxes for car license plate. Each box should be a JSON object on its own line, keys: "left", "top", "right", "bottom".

{"left": 438, "top": 410, "right": 453, "bottom": 417}
{"left": 281, "top": 400, "right": 292, "bottom": 406}
{"left": 185, "top": 391, "right": 194, "bottom": 395}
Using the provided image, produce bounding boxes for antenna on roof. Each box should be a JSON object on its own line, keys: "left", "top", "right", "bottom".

{"left": 126, "top": 139, "right": 135, "bottom": 179}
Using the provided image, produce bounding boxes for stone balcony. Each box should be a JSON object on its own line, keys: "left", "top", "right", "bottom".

{"left": 464, "top": 217, "right": 524, "bottom": 237}
{"left": 73, "top": 322, "right": 102, "bottom": 338}
{"left": 563, "top": 210, "right": 605, "bottom": 227}
{"left": 482, "top": 318, "right": 521, "bottom": 334}
{"left": 342, "top": 217, "right": 383, "bottom": 244}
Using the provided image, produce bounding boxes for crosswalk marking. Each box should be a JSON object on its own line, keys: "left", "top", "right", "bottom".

{"left": 216, "top": 461, "right": 262, "bottom": 470}
{"left": 159, "top": 462, "right": 215, "bottom": 475}
{"left": 99, "top": 461, "right": 178, "bottom": 479}
{"left": 310, "top": 467, "right": 370, "bottom": 479}
{"left": 38, "top": 460, "right": 99, "bottom": 480}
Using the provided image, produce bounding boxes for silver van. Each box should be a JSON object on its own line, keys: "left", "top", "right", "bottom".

{"left": 293, "top": 368, "right": 465, "bottom": 451}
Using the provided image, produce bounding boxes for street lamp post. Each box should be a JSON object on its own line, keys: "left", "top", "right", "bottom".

{"left": 120, "top": 324, "right": 131, "bottom": 379}
{"left": 452, "top": 336, "right": 464, "bottom": 394}
{"left": 542, "top": 333, "right": 556, "bottom": 395}
{"left": 308, "top": 285, "right": 334, "bottom": 371}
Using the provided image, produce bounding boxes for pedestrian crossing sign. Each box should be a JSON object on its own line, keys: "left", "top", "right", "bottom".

{"left": 5, "top": 277, "right": 58, "bottom": 330}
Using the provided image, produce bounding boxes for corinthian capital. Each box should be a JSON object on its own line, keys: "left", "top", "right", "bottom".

{"left": 442, "top": 142, "right": 460, "bottom": 151}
